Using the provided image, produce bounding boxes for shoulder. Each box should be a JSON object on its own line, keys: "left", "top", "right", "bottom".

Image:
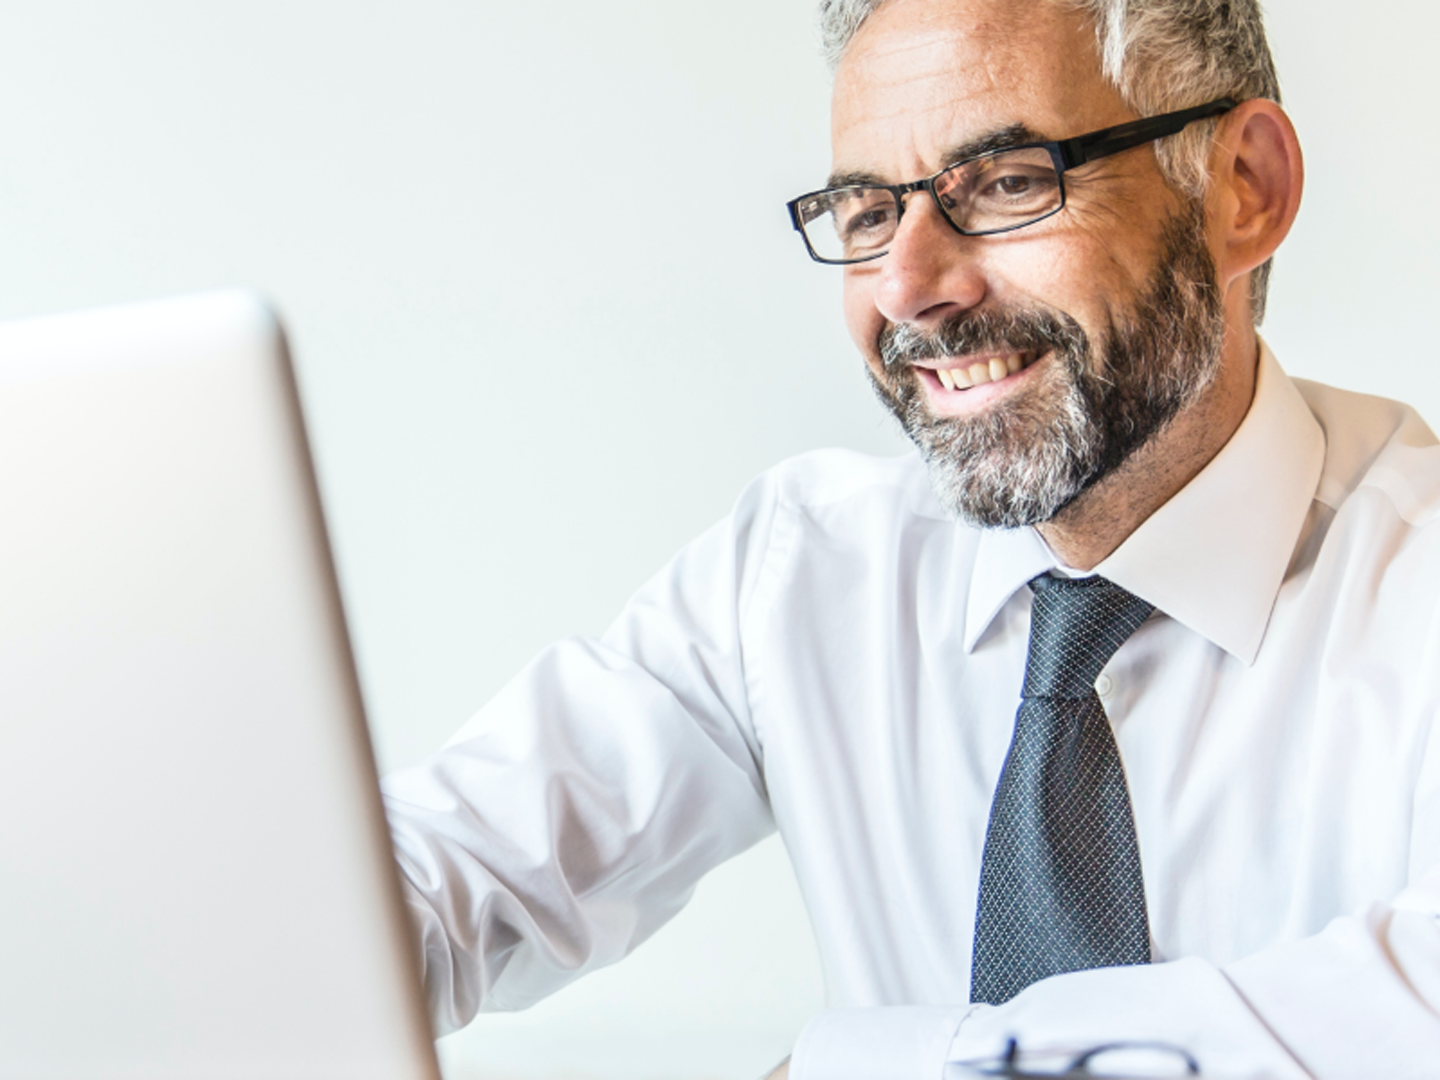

{"left": 741, "top": 447, "right": 946, "bottom": 520}
{"left": 719, "top": 449, "right": 965, "bottom": 622}
{"left": 1294, "top": 378, "right": 1440, "bottom": 527}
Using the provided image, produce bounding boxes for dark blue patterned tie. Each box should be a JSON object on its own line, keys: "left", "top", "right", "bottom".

{"left": 970, "top": 573, "right": 1155, "bottom": 1006}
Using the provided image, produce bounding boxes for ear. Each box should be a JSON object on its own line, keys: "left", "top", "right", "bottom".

{"left": 1208, "top": 99, "right": 1305, "bottom": 289}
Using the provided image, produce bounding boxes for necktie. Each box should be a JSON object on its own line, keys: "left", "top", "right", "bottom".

{"left": 970, "top": 573, "right": 1155, "bottom": 1006}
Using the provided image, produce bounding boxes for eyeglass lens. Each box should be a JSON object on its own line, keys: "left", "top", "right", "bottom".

{"left": 797, "top": 146, "right": 1063, "bottom": 263}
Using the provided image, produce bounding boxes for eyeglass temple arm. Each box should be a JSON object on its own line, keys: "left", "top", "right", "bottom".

{"left": 1053, "top": 98, "right": 1238, "bottom": 170}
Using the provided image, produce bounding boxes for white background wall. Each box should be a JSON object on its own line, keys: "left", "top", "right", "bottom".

{"left": 1, "top": 2, "right": 1435, "bottom": 1078}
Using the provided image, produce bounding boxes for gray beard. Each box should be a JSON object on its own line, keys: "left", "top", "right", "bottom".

{"left": 867, "top": 201, "right": 1226, "bottom": 529}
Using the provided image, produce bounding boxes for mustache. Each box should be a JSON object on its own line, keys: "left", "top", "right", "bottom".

{"left": 878, "top": 306, "right": 1088, "bottom": 370}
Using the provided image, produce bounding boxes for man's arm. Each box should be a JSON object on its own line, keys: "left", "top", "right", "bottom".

{"left": 385, "top": 631, "right": 775, "bottom": 1030}
{"left": 384, "top": 473, "right": 787, "bottom": 1031}
{"left": 783, "top": 888, "right": 1440, "bottom": 1080}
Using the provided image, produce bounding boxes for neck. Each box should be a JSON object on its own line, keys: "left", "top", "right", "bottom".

{"left": 1036, "top": 330, "right": 1261, "bottom": 572}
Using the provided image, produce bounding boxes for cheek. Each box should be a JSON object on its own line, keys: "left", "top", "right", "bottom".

{"left": 993, "top": 243, "right": 1119, "bottom": 332}
{"left": 842, "top": 270, "right": 886, "bottom": 368}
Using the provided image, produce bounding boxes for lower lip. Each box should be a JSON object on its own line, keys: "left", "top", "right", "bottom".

{"left": 915, "top": 353, "right": 1047, "bottom": 415}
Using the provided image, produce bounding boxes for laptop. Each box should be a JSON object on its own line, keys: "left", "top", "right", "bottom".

{"left": 0, "top": 291, "right": 441, "bottom": 1080}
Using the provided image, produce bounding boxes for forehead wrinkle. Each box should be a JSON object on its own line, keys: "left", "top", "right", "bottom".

{"left": 831, "top": 10, "right": 1058, "bottom": 182}
{"left": 835, "top": 57, "right": 1000, "bottom": 136}
{"left": 838, "top": 0, "right": 1037, "bottom": 100}
{"left": 832, "top": 72, "right": 1015, "bottom": 179}
{"left": 832, "top": 0, "right": 1116, "bottom": 134}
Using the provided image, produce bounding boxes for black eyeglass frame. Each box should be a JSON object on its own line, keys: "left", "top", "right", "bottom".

{"left": 786, "top": 97, "right": 1238, "bottom": 265}
{"left": 959, "top": 1037, "right": 1202, "bottom": 1079}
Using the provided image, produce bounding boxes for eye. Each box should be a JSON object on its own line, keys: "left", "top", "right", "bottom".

{"left": 841, "top": 204, "right": 895, "bottom": 237}
{"left": 963, "top": 163, "right": 1061, "bottom": 223}
{"left": 992, "top": 174, "right": 1036, "bottom": 196}
{"left": 976, "top": 168, "right": 1055, "bottom": 202}
{"left": 831, "top": 191, "right": 898, "bottom": 251}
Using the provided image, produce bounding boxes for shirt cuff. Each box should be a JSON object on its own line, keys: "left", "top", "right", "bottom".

{"left": 949, "top": 959, "right": 1308, "bottom": 1079}
{"left": 1224, "top": 905, "right": 1440, "bottom": 1077}
{"left": 790, "top": 1006, "right": 971, "bottom": 1080}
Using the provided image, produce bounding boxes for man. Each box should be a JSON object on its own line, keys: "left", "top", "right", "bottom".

{"left": 383, "top": 0, "right": 1440, "bottom": 1076}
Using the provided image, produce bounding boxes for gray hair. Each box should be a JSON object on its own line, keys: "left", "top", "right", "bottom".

{"left": 818, "top": 0, "right": 1281, "bottom": 322}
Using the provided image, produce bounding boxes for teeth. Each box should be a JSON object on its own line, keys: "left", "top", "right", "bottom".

{"left": 931, "top": 354, "right": 1034, "bottom": 394}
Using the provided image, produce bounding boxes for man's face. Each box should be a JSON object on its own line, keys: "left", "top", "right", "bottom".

{"left": 832, "top": 0, "right": 1226, "bottom": 527}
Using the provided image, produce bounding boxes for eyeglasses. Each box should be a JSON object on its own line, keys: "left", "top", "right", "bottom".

{"left": 950, "top": 1038, "right": 1202, "bottom": 1079}
{"left": 786, "top": 98, "right": 1237, "bottom": 265}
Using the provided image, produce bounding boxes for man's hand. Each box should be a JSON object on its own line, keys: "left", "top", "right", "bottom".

{"left": 762, "top": 1055, "right": 790, "bottom": 1080}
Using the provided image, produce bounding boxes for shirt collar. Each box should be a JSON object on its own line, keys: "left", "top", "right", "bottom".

{"left": 963, "top": 344, "right": 1326, "bottom": 664}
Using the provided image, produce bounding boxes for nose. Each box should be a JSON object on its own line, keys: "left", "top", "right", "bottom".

{"left": 872, "top": 195, "right": 988, "bottom": 329}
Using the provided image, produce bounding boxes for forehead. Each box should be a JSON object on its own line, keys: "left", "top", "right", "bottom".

{"left": 831, "top": 0, "right": 1123, "bottom": 178}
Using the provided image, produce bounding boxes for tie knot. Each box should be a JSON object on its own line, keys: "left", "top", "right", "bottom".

{"left": 1023, "top": 574, "right": 1154, "bottom": 699}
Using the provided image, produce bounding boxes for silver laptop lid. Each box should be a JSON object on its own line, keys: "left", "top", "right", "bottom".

{"left": 0, "top": 291, "right": 439, "bottom": 1080}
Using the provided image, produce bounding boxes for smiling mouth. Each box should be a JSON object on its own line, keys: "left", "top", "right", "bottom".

{"left": 924, "top": 351, "right": 1039, "bottom": 391}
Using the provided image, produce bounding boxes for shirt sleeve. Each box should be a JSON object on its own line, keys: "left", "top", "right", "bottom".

{"left": 380, "top": 474, "right": 784, "bottom": 1034}
{"left": 791, "top": 1007, "right": 971, "bottom": 1080}
{"left": 791, "top": 901, "right": 1440, "bottom": 1080}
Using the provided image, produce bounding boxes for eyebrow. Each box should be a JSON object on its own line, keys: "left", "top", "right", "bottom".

{"left": 825, "top": 123, "right": 1046, "bottom": 189}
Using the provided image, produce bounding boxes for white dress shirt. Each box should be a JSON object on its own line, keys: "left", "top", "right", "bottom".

{"left": 383, "top": 345, "right": 1440, "bottom": 1079}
